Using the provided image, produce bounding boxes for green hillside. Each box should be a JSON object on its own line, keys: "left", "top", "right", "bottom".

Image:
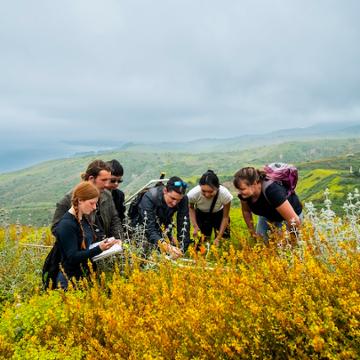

{"left": 0, "top": 139, "right": 359, "bottom": 226}
{"left": 297, "top": 153, "right": 360, "bottom": 210}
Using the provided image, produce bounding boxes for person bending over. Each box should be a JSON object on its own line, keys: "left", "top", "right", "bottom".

{"left": 187, "top": 170, "right": 233, "bottom": 246}
{"left": 135, "top": 176, "right": 190, "bottom": 258}
{"left": 233, "top": 167, "right": 302, "bottom": 242}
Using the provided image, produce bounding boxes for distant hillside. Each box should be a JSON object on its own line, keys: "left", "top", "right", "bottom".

{"left": 296, "top": 153, "right": 360, "bottom": 210}
{"left": 0, "top": 137, "right": 359, "bottom": 226}
{"left": 1, "top": 121, "right": 359, "bottom": 173}
{"left": 116, "top": 122, "right": 360, "bottom": 153}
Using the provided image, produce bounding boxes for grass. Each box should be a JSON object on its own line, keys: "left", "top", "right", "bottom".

{"left": 1, "top": 142, "right": 360, "bottom": 226}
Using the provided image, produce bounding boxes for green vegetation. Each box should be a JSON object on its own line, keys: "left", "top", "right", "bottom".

{"left": 0, "top": 195, "right": 359, "bottom": 359}
{"left": 297, "top": 153, "right": 360, "bottom": 210}
{"left": 0, "top": 138, "right": 360, "bottom": 226}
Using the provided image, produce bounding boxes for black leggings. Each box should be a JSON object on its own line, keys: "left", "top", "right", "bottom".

{"left": 195, "top": 208, "right": 230, "bottom": 238}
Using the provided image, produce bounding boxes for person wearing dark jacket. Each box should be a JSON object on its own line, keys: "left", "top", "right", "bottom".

{"left": 51, "top": 159, "right": 123, "bottom": 241}
{"left": 55, "top": 181, "right": 118, "bottom": 289}
{"left": 106, "top": 159, "right": 126, "bottom": 222}
{"left": 136, "top": 176, "right": 190, "bottom": 257}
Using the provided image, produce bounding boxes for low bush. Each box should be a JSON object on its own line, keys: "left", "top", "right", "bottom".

{"left": 0, "top": 189, "right": 358, "bottom": 359}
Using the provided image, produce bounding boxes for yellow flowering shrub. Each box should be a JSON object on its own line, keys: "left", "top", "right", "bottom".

{"left": 0, "top": 225, "right": 53, "bottom": 306}
{"left": 1, "top": 188, "right": 360, "bottom": 359}
{"left": 0, "top": 227, "right": 359, "bottom": 359}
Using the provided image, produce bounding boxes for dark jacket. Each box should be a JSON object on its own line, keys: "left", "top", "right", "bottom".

{"left": 51, "top": 189, "right": 123, "bottom": 240}
{"left": 55, "top": 212, "right": 102, "bottom": 279}
{"left": 137, "top": 187, "right": 190, "bottom": 246}
{"left": 111, "top": 189, "right": 126, "bottom": 222}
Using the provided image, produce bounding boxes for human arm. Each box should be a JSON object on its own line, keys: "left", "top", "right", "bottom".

{"left": 187, "top": 187, "right": 201, "bottom": 238}
{"left": 142, "top": 202, "right": 182, "bottom": 258}
{"left": 103, "top": 191, "right": 123, "bottom": 239}
{"left": 139, "top": 191, "right": 164, "bottom": 245}
{"left": 214, "top": 201, "right": 231, "bottom": 245}
{"left": 275, "top": 200, "right": 301, "bottom": 228}
{"left": 113, "top": 189, "right": 126, "bottom": 221}
{"left": 240, "top": 200, "right": 256, "bottom": 236}
{"left": 189, "top": 204, "right": 200, "bottom": 237}
{"left": 57, "top": 221, "right": 102, "bottom": 265}
{"left": 265, "top": 183, "right": 301, "bottom": 228}
{"left": 157, "top": 195, "right": 190, "bottom": 258}
{"left": 120, "top": 191, "right": 126, "bottom": 222}
{"left": 109, "top": 206, "right": 123, "bottom": 239}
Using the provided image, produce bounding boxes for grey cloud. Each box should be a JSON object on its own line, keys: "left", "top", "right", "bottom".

{"left": 0, "top": 0, "right": 360, "bottom": 148}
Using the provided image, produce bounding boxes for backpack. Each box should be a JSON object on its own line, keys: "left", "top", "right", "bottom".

{"left": 263, "top": 162, "right": 298, "bottom": 199}
{"left": 127, "top": 187, "right": 161, "bottom": 226}
{"left": 42, "top": 241, "right": 61, "bottom": 290}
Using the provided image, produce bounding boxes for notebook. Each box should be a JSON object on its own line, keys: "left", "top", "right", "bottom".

{"left": 90, "top": 239, "right": 123, "bottom": 262}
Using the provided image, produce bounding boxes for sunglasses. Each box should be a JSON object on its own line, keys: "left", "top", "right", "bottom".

{"left": 173, "top": 180, "right": 188, "bottom": 188}
{"left": 110, "top": 179, "right": 123, "bottom": 184}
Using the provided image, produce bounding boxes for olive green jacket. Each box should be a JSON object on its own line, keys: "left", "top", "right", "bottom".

{"left": 51, "top": 189, "right": 123, "bottom": 239}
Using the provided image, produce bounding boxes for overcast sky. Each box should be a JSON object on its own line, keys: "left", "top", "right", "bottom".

{"left": 1, "top": 0, "right": 360, "bottom": 151}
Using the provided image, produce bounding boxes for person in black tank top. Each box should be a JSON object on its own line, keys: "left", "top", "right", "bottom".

{"left": 233, "top": 167, "right": 302, "bottom": 242}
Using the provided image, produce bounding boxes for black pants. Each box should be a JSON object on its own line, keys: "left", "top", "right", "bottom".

{"left": 195, "top": 208, "right": 230, "bottom": 238}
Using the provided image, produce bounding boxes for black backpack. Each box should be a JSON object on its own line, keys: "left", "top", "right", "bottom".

{"left": 127, "top": 187, "right": 161, "bottom": 226}
{"left": 42, "top": 241, "right": 61, "bottom": 290}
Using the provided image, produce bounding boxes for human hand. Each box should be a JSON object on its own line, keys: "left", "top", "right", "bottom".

{"left": 158, "top": 239, "right": 183, "bottom": 259}
{"left": 249, "top": 229, "right": 257, "bottom": 238}
{"left": 168, "top": 244, "right": 183, "bottom": 259}
{"left": 214, "top": 237, "right": 220, "bottom": 246}
{"left": 249, "top": 231, "right": 262, "bottom": 243}
{"left": 99, "top": 237, "right": 117, "bottom": 251}
{"left": 192, "top": 226, "right": 199, "bottom": 237}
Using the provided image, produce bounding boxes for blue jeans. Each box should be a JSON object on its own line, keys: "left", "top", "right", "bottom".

{"left": 256, "top": 216, "right": 283, "bottom": 243}
{"left": 256, "top": 213, "right": 303, "bottom": 243}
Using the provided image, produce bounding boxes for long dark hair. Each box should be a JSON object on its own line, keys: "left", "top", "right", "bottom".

{"left": 199, "top": 170, "right": 220, "bottom": 190}
{"left": 233, "top": 167, "right": 266, "bottom": 189}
